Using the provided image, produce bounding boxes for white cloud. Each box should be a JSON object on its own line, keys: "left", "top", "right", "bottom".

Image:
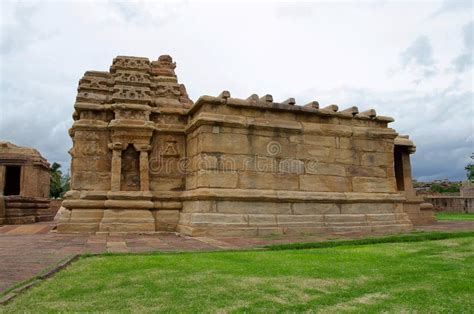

{"left": 400, "top": 36, "right": 438, "bottom": 80}
{"left": 452, "top": 20, "right": 473, "bottom": 73}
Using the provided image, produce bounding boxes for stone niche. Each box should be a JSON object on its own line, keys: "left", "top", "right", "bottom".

{"left": 0, "top": 142, "right": 51, "bottom": 225}
{"left": 57, "top": 55, "right": 434, "bottom": 235}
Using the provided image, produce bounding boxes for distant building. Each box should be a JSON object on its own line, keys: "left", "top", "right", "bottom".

{"left": 0, "top": 141, "right": 52, "bottom": 224}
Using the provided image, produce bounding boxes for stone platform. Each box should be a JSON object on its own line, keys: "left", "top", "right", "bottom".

{"left": 2, "top": 196, "right": 52, "bottom": 225}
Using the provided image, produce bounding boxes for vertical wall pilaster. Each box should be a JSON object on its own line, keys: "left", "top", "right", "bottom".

{"left": 135, "top": 144, "right": 151, "bottom": 191}
{"left": 402, "top": 152, "right": 415, "bottom": 197}
{"left": 108, "top": 143, "right": 124, "bottom": 192}
{"left": 0, "top": 165, "right": 5, "bottom": 196}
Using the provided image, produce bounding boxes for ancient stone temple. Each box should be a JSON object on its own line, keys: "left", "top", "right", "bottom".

{"left": 0, "top": 142, "right": 51, "bottom": 225}
{"left": 58, "top": 55, "right": 434, "bottom": 235}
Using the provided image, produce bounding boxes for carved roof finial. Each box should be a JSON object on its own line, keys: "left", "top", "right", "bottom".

{"left": 151, "top": 54, "right": 177, "bottom": 77}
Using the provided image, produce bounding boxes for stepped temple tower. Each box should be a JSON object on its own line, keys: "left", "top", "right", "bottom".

{"left": 0, "top": 141, "right": 51, "bottom": 225}
{"left": 57, "top": 55, "right": 434, "bottom": 235}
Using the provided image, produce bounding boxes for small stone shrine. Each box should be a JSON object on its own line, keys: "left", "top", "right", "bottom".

{"left": 0, "top": 141, "right": 51, "bottom": 225}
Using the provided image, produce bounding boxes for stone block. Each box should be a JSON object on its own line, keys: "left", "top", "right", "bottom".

{"left": 300, "top": 175, "right": 351, "bottom": 192}
{"left": 277, "top": 215, "right": 324, "bottom": 227}
{"left": 248, "top": 214, "right": 277, "bottom": 226}
{"left": 149, "top": 177, "right": 184, "bottom": 191}
{"left": 99, "top": 209, "right": 155, "bottom": 232}
{"left": 292, "top": 203, "right": 340, "bottom": 215}
{"left": 278, "top": 159, "right": 305, "bottom": 174}
{"left": 340, "top": 203, "right": 394, "bottom": 214}
{"left": 182, "top": 201, "right": 216, "bottom": 213}
{"left": 330, "top": 225, "right": 372, "bottom": 233}
{"left": 290, "top": 135, "right": 336, "bottom": 147}
{"left": 217, "top": 201, "right": 291, "bottom": 214}
{"left": 69, "top": 209, "right": 104, "bottom": 223}
{"left": 284, "top": 226, "right": 329, "bottom": 235}
{"left": 296, "top": 144, "right": 331, "bottom": 160}
{"left": 301, "top": 123, "right": 352, "bottom": 137}
{"left": 257, "top": 227, "right": 284, "bottom": 236}
{"left": 346, "top": 165, "right": 386, "bottom": 178}
{"left": 194, "top": 171, "right": 238, "bottom": 188}
{"left": 371, "top": 224, "right": 412, "bottom": 233}
{"left": 324, "top": 214, "right": 366, "bottom": 223}
{"left": 365, "top": 213, "right": 397, "bottom": 222}
{"left": 57, "top": 222, "right": 100, "bottom": 233}
{"left": 198, "top": 133, "right": 250, "bottom": 155}
{"left": 153, "top": 210, "right": 180, "bottom": 231}
{"left": 352, "top": 139, "right": 387, "bottom": 152}
{"left": 190, "top": 213, "right": 248, "bottom": 226}
{"left": 305, "top": 162, "right": 346, "bottom": 176}
{"left": 330, "top": 149, "right": 360, "bottom": 164}
{"left": 352, "top": 177, "right": 395, "bottom": 193}
{"left": 239, "top": 172, "right": 299, "bottom": 190}
{"left": 360, "top": 152, "right": 390, "bottom": 167}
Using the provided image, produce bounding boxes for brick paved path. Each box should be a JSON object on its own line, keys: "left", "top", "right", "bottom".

{"left": 1, "top": 221, "right": 473, "bottom": 293}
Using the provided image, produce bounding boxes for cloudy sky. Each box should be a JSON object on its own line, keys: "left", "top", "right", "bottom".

{"left": 0, "top": 0, "right": 472, "bottom": 181}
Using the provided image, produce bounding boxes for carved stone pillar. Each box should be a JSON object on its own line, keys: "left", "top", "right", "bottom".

{"left": 402, "top": 152, "right": 415, "bottom": 197}
{"left": 135, "top": 144, "right": 151, "bottom": 191}
{"left": 108, "top": 142, "right": 124, "bottom": 192}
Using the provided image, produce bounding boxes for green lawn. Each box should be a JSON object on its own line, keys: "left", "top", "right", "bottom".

{"left": 436, "top": 212, "right": 474, "bottom": 221}
{"left": 3, "top": 235, "right": 474, "bottom": 313}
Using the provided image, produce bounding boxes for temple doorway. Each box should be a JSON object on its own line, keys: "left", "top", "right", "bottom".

{"left": 4, "top": 165, "right": 21, "bottom": 196}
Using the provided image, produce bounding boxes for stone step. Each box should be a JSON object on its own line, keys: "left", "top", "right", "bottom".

{"left": 371, "top": 224, "right": 413, "bottom": 233}
{"left": 5, "top": 202, "right": 50, "bottom": 208}
{"left": 184, "top": 213, "right": 411, "bottom": 228}
{"left": 178, "top": 221, "right": 414, "bottom": 237}
{"left": 98, "top": 209, "right": 155, "bottom": 233}
{"left": 6, "top": 216, "right": 36, "bottom": 224}
{"left": 5, "top": 208, "right": 37, "bottom": 217}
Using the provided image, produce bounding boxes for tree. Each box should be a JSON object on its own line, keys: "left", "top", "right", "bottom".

{"left": 50, "top": 162, "right": 70, "bottom": 198}
{"left": 50, "top": 162, "right": 62, "bottom": 198}
{"left": 466, "top": 153, "right": 474, "bottom": 183}
{"left": 60, "top": 173, "right": 70, "bottom": 197}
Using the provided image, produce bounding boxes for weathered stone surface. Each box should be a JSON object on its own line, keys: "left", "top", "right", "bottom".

{"left": 182, "top": 200, "right": 216, "bottom": 213}
{"left": 340, "top": 203, "right": 394, "bottom": 214}
{"left": 277, "top": 215, "right": 324, "bottom": 226}
{"left": 346, "top": 165, "right": 386, "bottom": 178}
{"left": 352, "top": 177, "right": 395, "bottom": 193}
{"left": 217, "top": 201, "right": 291, "bottom": 215}
{"left": 305, "top": 162, "right": 346, "bottom": 176}
{"left": 239, "top": 172, "right": 299, "bottom": 190}
{"left": 99, "top": 209, "right": 155, "bottom": 232}
{"left": 189, "top": 213, "right": 248, "bottom": 226}
{"left": 248, "top": 214, "right": 277, "bottom": 226}
{"left": 292, "top": 203, "right": 340, "bottom": 215}
{"left": 153, "top": 210, "right": 180, "bottom": 231}
{"left": 300, "top": 175, "right": 351, "bottom": 192}
{"left": 59, "top": 54, "right": 423, "bottom": 236}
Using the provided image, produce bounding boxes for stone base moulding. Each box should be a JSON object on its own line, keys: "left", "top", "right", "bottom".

{"left": 56, "top": 188, "right": 434, "bottom": 235}
{"left": 1, "top": 196, "right": 52, "bottom": 225}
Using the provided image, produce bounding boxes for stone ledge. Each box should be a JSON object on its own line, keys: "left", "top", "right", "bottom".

{"left": 181, "top": 188, "right": 406, "bottom": 203}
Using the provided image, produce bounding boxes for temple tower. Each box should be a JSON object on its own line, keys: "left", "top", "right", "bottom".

{"left": 58, "top": 55, "right": 192, "bottom": 233}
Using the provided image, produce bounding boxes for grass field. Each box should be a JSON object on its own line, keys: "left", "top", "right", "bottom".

{"left": 3, "top": 234, "right": 474, "bottom": 313}
{"left": 436, "top": 212, "right": 474, "bottom": 221}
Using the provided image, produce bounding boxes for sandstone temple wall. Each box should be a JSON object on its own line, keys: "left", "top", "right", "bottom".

{"left": 57, "top": 55, "right": 435, "bottom": 235}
